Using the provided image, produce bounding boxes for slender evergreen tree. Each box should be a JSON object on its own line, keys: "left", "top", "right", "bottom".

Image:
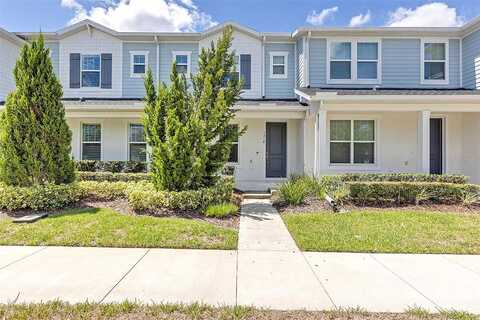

{"left": 143, "top": 27, "right": 244, "bottom": 191}
{"left": 0, "top": 35, "right": 75, "bottom": 186}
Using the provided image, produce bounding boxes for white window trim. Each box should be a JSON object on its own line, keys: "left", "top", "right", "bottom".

{"left": 81, "top": 122, "right": 103, "bottom": 161}
{"left": 130, "top": 51, "right": 149, "bottom": 78}
{"left": 420, "top": 39, "right": 449, "bottom": 85}
{"left": 269, "top": 51, "right": 289, "bottom": 79}
{"left": 127, "top": 123, "right": 147, "bottom": 162}
{"left": 328, "top": 117, "right": 378, "bottom": 167}
{"left": 172, "top": 51, "right": 191, "bottom": 77}
{"left": 81, "top": 54, "right": 101, "bottom": 88}
{"left": 326, "top": 38, "right": 382, "bottom": 85}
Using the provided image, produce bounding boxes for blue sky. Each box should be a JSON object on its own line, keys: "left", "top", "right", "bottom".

{"left": 1, "top": 0, "right": 479, "bottom": 32}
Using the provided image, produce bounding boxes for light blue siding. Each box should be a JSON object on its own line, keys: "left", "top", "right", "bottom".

{"left": 382, "top": 38, "right": 460, "bottom": 88}
{"left": 122, "top": 43, "right": 158, "bottom": 98}
{"left": 308, "top": 38, "right": 461, "bottom": 88}
{"left": 159, "top": 43, "right": 198, "bottom": 85}
{"left": 309, "top": 39, "right": 326, "bottom": 87}
{"left": 463, "top": 29, "right": 480, "bottom": 89}
{"left": 265, "top": 43, "right": 295, "bottom": 98}
{"left": 45, "top": 42, "right": 59, "bottom": 77}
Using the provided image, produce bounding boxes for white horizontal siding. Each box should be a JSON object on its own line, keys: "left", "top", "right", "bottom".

{"left": 200, "top": 29, "right": 262, "bottom": 99}
{"left": 0, "top": 38, "right": 20, "bottom": 101}
{"left": 59, "top": 29, "right": 123, "bottom": 98}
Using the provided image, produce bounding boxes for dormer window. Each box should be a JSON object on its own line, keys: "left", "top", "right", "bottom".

{"left": 421, "top": 40, "right": 449, "bottom": 85}
{"left": 327, "top": 39, "right": 381, "bottom": 84}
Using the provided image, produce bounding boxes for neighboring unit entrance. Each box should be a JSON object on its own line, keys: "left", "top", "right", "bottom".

{"left": 430, "top": 118, "right": 443, "bottom": 174}
{"left": 266, "top": 122, "right": 287, "bottom": 178}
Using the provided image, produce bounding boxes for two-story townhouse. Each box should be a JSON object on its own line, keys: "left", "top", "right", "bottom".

{"left": 1, "top": 18, "right": 480, "bottom": 190}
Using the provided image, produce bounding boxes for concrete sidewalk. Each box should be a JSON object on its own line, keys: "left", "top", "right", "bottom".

{"left": 0, "top": 199, "right": 480, "bottom": 313}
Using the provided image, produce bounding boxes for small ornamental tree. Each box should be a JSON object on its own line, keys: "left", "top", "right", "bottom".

{"left": 0, "top": 35, "right": 75, "bottom": 186}
{"left": 144, "top": 27, "right": 244, "bottom": 191}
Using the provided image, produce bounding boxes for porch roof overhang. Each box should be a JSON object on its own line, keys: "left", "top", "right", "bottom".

{"left": 295, "top": 88, "right": 480, "bottom": 112}
{"left": 60, "top": 98, "right": 308, "bottom": 119}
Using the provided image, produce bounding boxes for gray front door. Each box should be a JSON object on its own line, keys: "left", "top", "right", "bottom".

{"left": 266, "top": 122, "right": 287, "bottom": 178}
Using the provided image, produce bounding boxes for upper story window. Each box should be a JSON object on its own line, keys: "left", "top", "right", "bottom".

{"left": 82, "top": 55, "right": 100, "bottom": 87}
{"left": 130, "top": 51, "right": 148, "bottom": 77}
{"left": 270, "top": 52, "right": 288, "bottom": 79}
{"left": 421, "top": 40, "right": 449, "bottom": 85}
{"left": 173, "top": 51, "right": 191, "bottom": 76}
{"left": 327, "top": 40, "right": 381, "bottom": 84}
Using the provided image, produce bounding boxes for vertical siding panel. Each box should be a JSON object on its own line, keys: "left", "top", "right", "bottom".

{"left": 309, "top": 38, "right": 326, "bottom": 87}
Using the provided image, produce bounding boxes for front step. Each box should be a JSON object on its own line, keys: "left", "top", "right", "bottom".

{"left": 242, "top": 191, "right": 272, "bottom": 200}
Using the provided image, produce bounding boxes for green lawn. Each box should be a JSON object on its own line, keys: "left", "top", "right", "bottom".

{"left": 283, "top": 210, "right": 480, "bottom": 254}
{"left": 0, "top": 208, "right": 237, "bottom": 250}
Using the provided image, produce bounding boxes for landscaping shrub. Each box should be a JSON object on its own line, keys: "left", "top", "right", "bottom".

{"left": 332, "top": 173, "right": 468, "bottom": 184}
{"left": 77, "top": 181, "right": 136, "bottom": 201}
{"left": 348, "top": 181, "right": 480, "bottom": 205}
{"left": 75, "top": 161, "right": 147, "bottom": 173}
{"left": 0, "top": 183, "right": 83, "bottom": 211}
{"left": 279, "top": 180, "right": 309, "bottom": 205}
{"left": 77, "top": 171, "right": 151, "bottom": 182}
{"left": 204, "top": 203, "right": 238, "bottom": 218}
{"left": 128, "top": 177, "right": 234, "bottom": 211}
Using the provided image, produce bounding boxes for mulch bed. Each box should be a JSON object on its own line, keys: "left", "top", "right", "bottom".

{"left": 0, "top": 193, "right": 243, "bottom": 230}
{"left": 274, "top": 196, "right": 480, "bottom": 215}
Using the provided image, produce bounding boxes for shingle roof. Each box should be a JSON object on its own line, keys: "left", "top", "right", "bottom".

{"left": 297, "top": 87, "right": 480, "bottom": 96}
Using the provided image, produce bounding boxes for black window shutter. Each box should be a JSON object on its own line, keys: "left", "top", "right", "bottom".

{"left": 240, "top": 54, "right": 251, "bottom": 89}
{"left": 69, "top": 53, "right": 80, "bottom": 88}
{"left": 101, "top": 53, "right": 112, "bottom": 89}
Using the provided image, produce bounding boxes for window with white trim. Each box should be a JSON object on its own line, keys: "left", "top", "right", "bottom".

{"left": 81, "top": 55, "right": 100, "bottom": 87}
{"left": 270, "top": 52, "right": 288, "bottom": 79}
{"left": 128, "top": 124, "right": 147, "bottom": 162}
{"left": 82, "top": 124, "right": 101, "bottom": 160}
{"left": 173, "top": 51, "right": 191, "bottom": 75}
{"left": 330, "top": 120, "right": 375, "bottom": 164}
{"left": 227, "top": 124, "right": 239, "bottom": 163}
{"left": 422, "top": 41, "right": 448, "bottom": 84}
{"left": 130, "top": 51, "right": 148, "bottom": 77}
{"left": 328, "top": 40, "right": 380, "bottom": 83}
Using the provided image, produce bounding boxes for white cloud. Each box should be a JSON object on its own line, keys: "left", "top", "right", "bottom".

{"left": 306, "top": 6, "right": 338, "bottom": 26}
{"left": 349, "top": 10, "right": 371, "bottom": 27}
{"left": 60, "top": 0, "right": 217, "bottom": 32}
{"left": 387, "top": 2, "right": 464, "bottom": 27}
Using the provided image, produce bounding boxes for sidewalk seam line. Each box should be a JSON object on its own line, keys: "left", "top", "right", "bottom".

{"left": 300, "top": 252, "right": 337, "bottom": 309}
{"left": 0, "top": 246, "right": 47, "bottom": 271}
{"left": 441, "top": 255, "right": 480, "bottom": 279}
{"left": 99, "top": 248, "right": 150, "bottom": 303}
{"left": 235, "top": 249, "right": 239, "bottom": 307}
{"left": 369, "top": 254, "right": 441, "bottom": 311}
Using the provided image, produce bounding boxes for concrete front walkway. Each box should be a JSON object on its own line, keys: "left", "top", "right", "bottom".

{"left": 0, "top": 199, "right": 480, "bottom": 313}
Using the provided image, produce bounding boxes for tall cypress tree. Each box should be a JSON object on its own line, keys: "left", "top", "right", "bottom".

{"left": 143, "top": 27, "right": 244, "bottom": 191}
{"left": 0, "top": 35, "right": 75, "bottom": 186}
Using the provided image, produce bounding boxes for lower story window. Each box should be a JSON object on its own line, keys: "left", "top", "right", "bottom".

{"left": 330, "top": 120, "right": 375, "bottom": 164}
{"left": 129, "top": 124, "right": 147, "bottom": 162}
{"left": 82, "top": 124, "right": 101, "bottom": 160}
{"left": 227, "top": 124, "right": 239, "bottom": 163}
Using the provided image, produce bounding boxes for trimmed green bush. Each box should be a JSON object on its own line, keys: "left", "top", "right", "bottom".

{"left": 77, "top": 181, "right": 137, "bottom": 201}
{"left": 204, "top": 203, "right": 238, "bottom": 218}
{"left": 77, "top": 171, "right": 151, "bottom": 182}
{"left": 331, "top": 173, "right": 468, "bottom": 184}
{"left": 75, "top": 161, "right": 147, "bottom": 173}
{"left": 128, "top": 178, "right": 234, "bottom": 211}
{"left": 348, "top": 181, "right": 480, "bottom": 205}
{"left": 0, "top": 183, "right": 83, "bottom": 211}
{"left": 279, "top": 180, "right": 309, "bottom": 205}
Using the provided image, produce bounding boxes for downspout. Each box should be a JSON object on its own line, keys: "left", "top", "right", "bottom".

{"left": 155, "top": 35, "right": 160, "bottom": 85}
{"left": 294, "top": 39, "right": 298, "bottom": 88}
{"left": 306, "top": 31, "right": 311, "bottom": 88}
{"left": 261, "top": 35, "right": 266, "bottom": 98}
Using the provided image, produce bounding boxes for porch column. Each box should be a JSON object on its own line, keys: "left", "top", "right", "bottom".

{"left": 418, "top": 110, "right": 431, "bottom": 173}
{"left": 315, "top": 109, "right": 327, "bottom": 176}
